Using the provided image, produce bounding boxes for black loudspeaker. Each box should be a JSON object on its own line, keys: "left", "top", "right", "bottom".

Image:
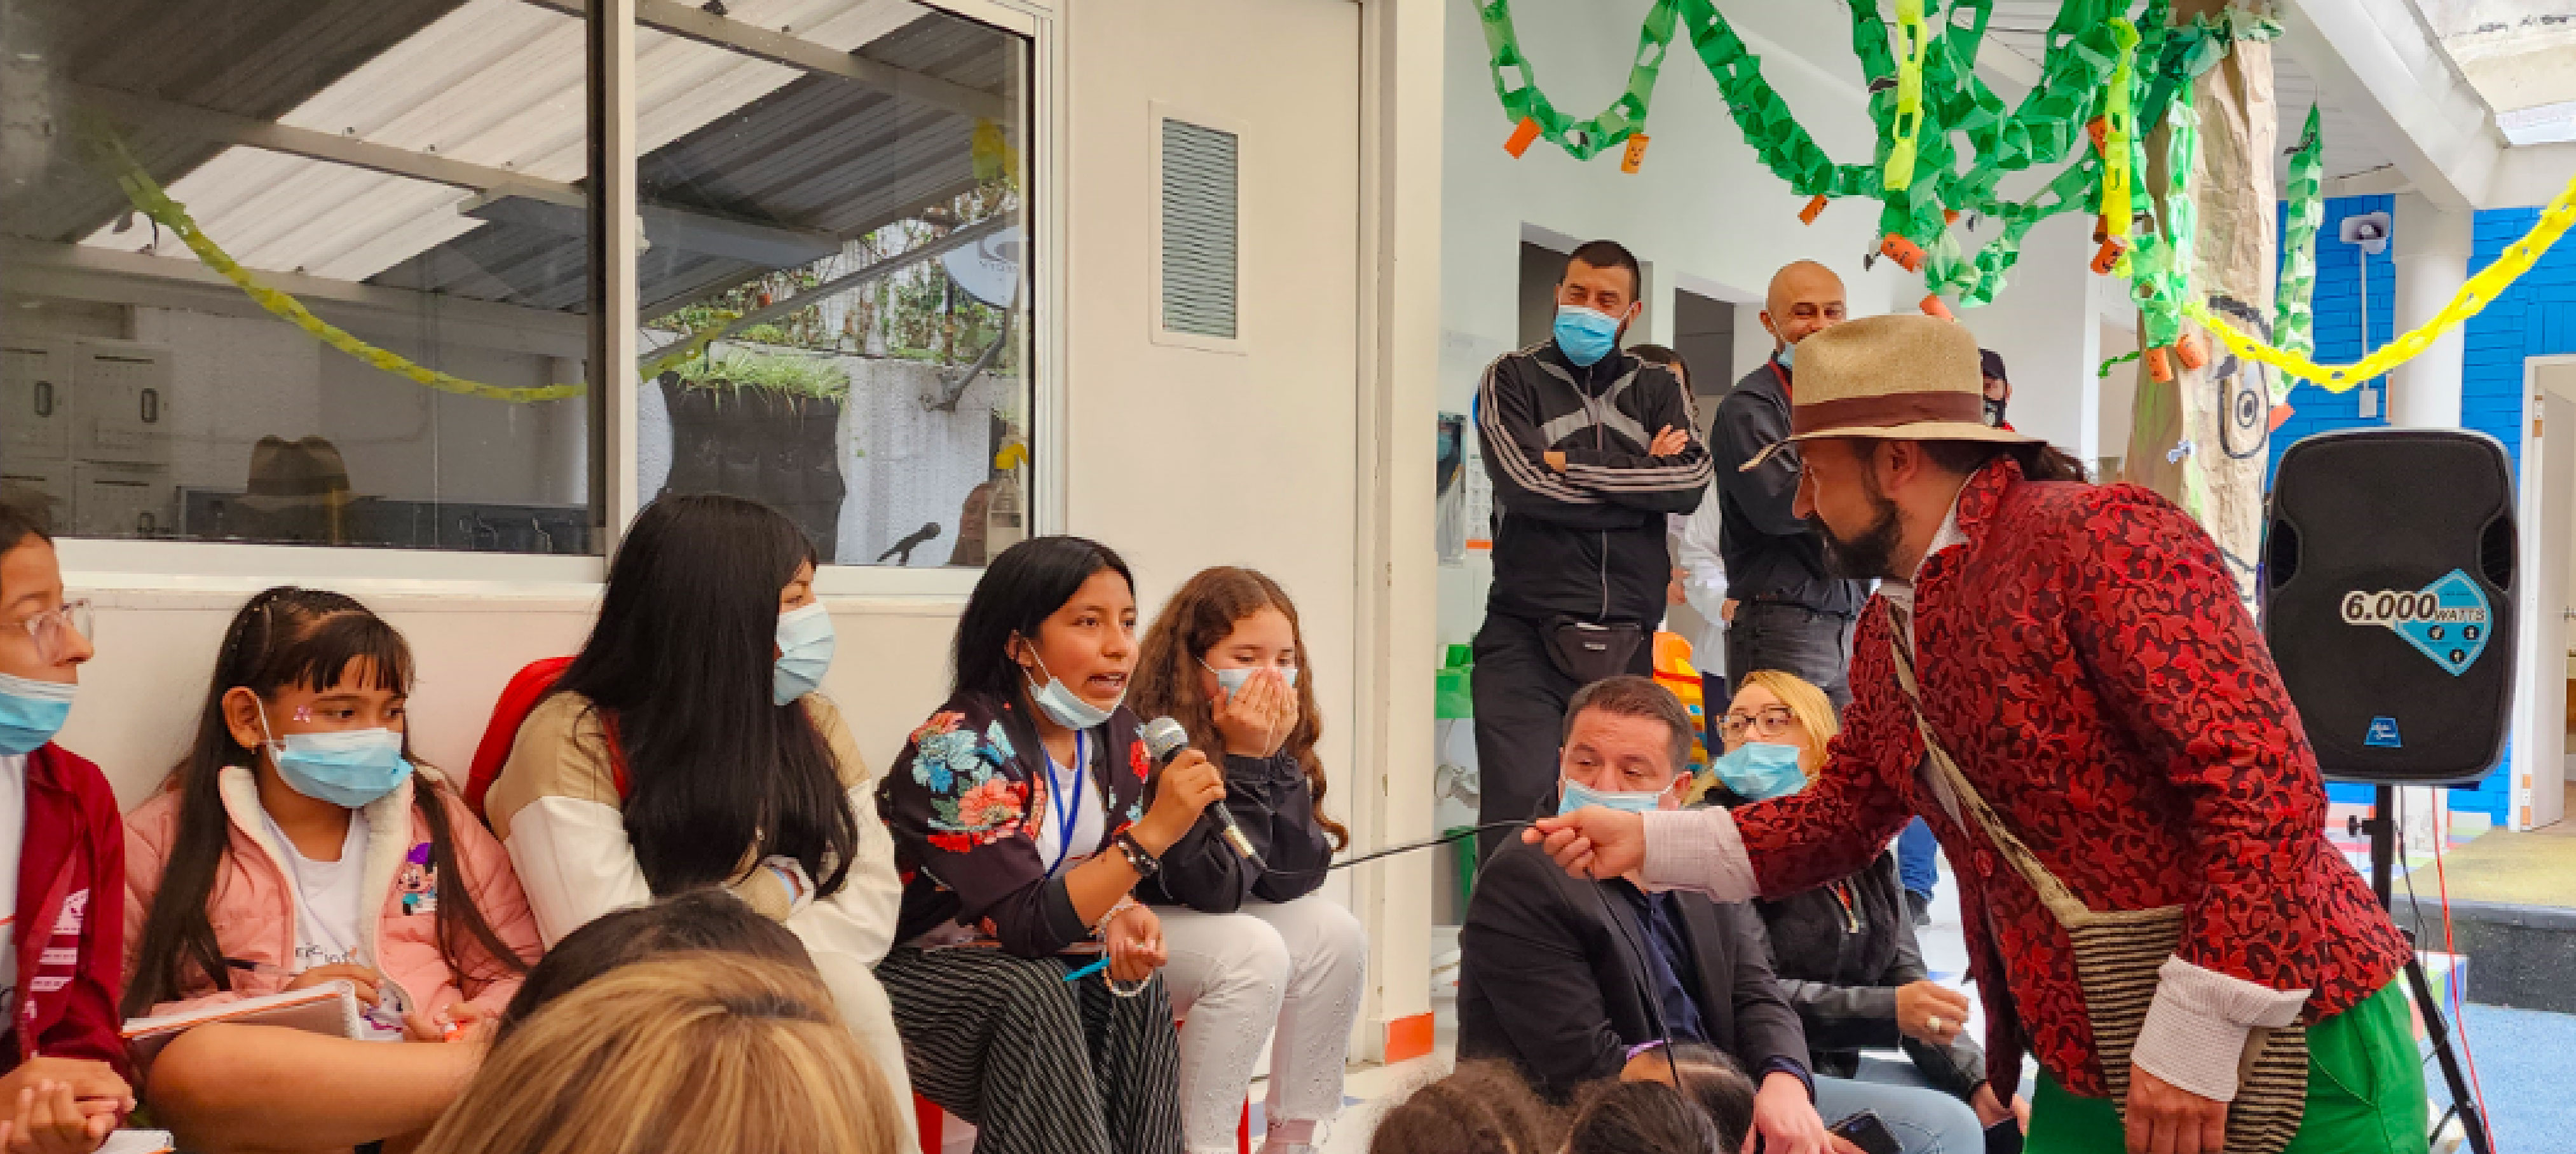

{"left": 2263, "top": 429, "right": 2518, "bottom": 784}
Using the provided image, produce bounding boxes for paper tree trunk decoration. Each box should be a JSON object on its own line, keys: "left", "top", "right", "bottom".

{"left": 2122, "top": 0, "right": 2276, "bottom": 604}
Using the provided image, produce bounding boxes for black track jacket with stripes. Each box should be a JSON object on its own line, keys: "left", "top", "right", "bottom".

{"left": 1476, "top": 341, "right": 1712, "bottom": 626}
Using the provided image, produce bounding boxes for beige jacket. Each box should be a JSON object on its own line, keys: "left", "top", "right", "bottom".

{"left": 484, "top": 689, "right": 912, "bottom": 1138}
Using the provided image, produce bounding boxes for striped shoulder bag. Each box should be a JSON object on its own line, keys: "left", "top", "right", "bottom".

{"left": 1884, "top": 612, "right": 2308, "bottom": 1153}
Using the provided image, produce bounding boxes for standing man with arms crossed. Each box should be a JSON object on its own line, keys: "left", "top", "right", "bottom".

{"left": 1714, "top": 262, "right": 1868, "bottom": 708}
{"left": 1472, "top": 240, "right": 1712, "bottom": 860}
{"left": 1530, "top": 315, "right": 2423, "bottom": 1154}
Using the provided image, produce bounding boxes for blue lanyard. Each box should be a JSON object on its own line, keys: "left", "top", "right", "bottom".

{"left": 1043, "top": 731, "right": 1087, "bottom": 878}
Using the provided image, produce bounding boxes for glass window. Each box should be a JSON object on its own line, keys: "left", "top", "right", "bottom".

{"left": 0, "top": 0, "right": 599, "bottom": 554}
{"left": 632, "top": 3, "right": 1033, "bottom": 569}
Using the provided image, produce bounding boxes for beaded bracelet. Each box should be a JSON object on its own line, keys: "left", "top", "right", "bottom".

{"left": 1091, "top": 895, "right": 1138, "bottom": 941}
{"left": 1092, "top": 896, "right": 1150, "bottom": 998}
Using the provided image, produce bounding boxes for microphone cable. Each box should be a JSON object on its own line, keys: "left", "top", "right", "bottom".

{"left": 1256, "top": 816, "right": 1682, "bottom": 1084}
{"left": 1255, "top": 820, "right": 1538, "bottom": 878}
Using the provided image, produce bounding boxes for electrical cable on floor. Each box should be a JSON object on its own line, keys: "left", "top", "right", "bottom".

{"left": 2427, "top": 804, "right": 2496, "bottom": 1148}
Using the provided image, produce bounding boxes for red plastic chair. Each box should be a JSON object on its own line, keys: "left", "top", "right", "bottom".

{"left": 463, "top": 655, "right": 575, "bottom": 820}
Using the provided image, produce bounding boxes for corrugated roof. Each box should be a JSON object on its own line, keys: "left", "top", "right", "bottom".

{"left": 0, "top": 0, "right": 466, "bottom": 243}
{"left": 15, "top": 0, "right": 1013, "bottom": 320}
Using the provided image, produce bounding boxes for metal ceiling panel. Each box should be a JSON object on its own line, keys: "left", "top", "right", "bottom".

{"left": 0, "top": 0, "right": 465, "bottom": 243}
{"left": 24, "top": 0, "right": 1012, "bottom": 321}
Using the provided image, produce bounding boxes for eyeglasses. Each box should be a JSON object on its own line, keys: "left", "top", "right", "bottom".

{"left": 1717, "top": 705, "right": 1797, "bottom": 740}
{"left": 19, "top": 599, "right": 93, "bottom": 664}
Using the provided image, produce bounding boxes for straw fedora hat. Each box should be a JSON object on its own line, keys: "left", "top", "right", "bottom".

{"left": 1743, "top": 313, "right": 2035, "bottom": 470}
{"left": 240, "top": 436, "right": 353, "bottom": 510}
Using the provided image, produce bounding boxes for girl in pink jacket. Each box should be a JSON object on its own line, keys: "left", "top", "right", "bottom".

{"left": 122, "top": 587, "right": 542, "bottom": 1153}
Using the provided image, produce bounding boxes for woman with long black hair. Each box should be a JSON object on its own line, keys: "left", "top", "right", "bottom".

{"left": 484, "top": 493, "right": 908, "bottom": 1125}
{"left": 877, "top": 535, "right": 1225, "bottom": 1154}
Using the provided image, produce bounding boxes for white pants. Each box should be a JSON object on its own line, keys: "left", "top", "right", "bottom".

{"left": 1157, "top": 895, "right": 1368, "bottom": 1154}
{"left": 809, "top": 951, "right": 922, "bottom": 1154}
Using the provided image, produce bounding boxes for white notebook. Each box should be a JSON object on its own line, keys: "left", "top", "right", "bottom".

{"left": 97, "top": 1130, "right": 176, "bottom": 1154}
{"left": 120, "top": 981, "right": 366, "bottom": 1065}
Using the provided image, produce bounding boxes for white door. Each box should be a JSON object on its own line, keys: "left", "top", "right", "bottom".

{"left": 2526, "top": 363, "right": 2576, "bottom": 829}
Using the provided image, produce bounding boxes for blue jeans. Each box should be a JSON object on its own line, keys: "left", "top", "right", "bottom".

{"left": 1813, "top": 1059, "right": 1985, "bottom": 1154}
{"left": 1897, "top": 818, "right": 1940, "bottom": 899}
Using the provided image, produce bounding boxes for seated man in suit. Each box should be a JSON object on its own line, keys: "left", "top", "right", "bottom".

{"left": 1459, "top": 675, "right": 1982, "bottom": 1154}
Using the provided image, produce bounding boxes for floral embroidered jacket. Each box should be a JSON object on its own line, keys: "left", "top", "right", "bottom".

{"left": 878, "top": 690, "right": 1152, "bottom": 956}
{"left": 1714, "top": 458, "right": 2408, "bottom": 1099}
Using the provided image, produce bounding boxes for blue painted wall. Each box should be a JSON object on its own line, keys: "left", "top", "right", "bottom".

{"left": 2266, "top": 195, "right": 2395, "bottom": 479}
{"left": 2268, "top": 196, "right": 2576, "bottom": 820}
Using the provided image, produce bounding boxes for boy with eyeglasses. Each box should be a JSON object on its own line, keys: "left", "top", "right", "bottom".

{"left": 0, "top": 505, "right": 132, "bottom": 1153}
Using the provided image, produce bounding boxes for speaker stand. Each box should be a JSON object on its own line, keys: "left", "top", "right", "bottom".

{"left": 2356, "top": 784, "right": 2493, "bottom": 1154}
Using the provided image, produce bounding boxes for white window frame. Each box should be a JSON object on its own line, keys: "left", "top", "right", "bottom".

{"left": 53, "top": 0, "right": 1060, "bottom": 602}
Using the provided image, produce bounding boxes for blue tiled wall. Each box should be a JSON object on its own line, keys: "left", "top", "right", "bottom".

{"left": 2270, "top": 196, "right": 2576, "bottom": 820}
{"left": 2265, "top": 195, "right": 2395, "bottom": 479}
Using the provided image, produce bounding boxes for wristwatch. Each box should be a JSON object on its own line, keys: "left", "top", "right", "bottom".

{"left": 1112, "top": 831, "right": 1162, "bottom": 879}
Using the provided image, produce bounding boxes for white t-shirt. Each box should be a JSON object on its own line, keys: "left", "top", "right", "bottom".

{"left": 257, "top": 807, "right": 371, "bottom": 972}
{"left": 0, "top": 752, "right": 25, "bottom": 1015}
{"left": 1033, "top": 735, "right": 1107, "bottom": 876}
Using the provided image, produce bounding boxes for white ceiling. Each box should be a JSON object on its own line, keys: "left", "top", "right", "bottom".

{"left": 2415, "top": 0, "right": 2576, "bottom": 144}
{"left": 1977, "top": 0, "right": 2403, "bottom": 183}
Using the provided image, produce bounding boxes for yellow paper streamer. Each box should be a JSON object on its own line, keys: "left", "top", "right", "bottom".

{"left": 1882, "top": 0, "right": 1928, "bottom": 192}
{"left": 2191, "top": 169, "right": 2576, "bottom": 391}
{"left": 2098, "top": 18, "right": 2140, "bottom": 243}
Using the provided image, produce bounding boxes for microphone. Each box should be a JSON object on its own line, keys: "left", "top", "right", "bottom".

{"left": 1140, "top": 716, "right": 1261, "bottom": 863}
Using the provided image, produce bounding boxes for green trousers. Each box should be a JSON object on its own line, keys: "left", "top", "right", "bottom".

{"left": 2026, "top": 981, "right": 2429, "bottom": 1154}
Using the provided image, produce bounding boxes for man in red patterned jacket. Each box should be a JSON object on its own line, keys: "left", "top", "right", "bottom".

{"left": 1529, "top": 315, "right": 2421, "bottom": 1154}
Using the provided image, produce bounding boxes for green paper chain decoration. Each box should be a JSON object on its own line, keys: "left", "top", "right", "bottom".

{"left": 2127, "top": 86, "right": 2198, "bottom": 350}
{"left": 1476, "top": 0, "right": 1685, "bottom": 163}
{"left": 1473, "top": 0, "right": 2279, "bottom": 318}
{"left": 2276, "top": 104, "right": 2324, "bottom": 363}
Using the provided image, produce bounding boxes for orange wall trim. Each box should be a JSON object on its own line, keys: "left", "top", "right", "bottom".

{"left": 1384, "top": 1012, "right": 1436, "bottom": 1063}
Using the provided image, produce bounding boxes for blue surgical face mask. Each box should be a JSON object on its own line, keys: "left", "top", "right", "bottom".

{"left": 260, "top": 704, "right": 412, "bottom": 808}
{"left": 1711, "top": 741, "right": 1808, "bottom": 803}
{"left": 0, "top": 672, "right": 75, "bottom": 757}
{"left": 774, "top": 602, "right": 835, "bottom": 705}
{"left": 1775, "top": 341, "right": 1796, "bottom": 369}
{"left": 1558, "top": 777, "right": 1672, "bottom": 815}
{"left": 1204, "top": 660, "right": 1299, "bottom": 696}
{"left": 1553, "top": 304, "right": 1622, "bottom": 367}
{"left": 1022, "top": 649, "right": 1119, "bottom": 731}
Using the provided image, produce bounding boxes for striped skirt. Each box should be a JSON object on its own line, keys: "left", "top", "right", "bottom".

{"left": 878, "top": 947, "right": 1185, "bottom": 1154}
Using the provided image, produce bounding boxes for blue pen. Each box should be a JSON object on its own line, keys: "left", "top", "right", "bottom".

{"left": 1061, "top": 958, "right": 1110, "bottom": 983}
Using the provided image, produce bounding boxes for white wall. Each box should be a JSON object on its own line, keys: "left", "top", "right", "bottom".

{"left": 2099, "top": 318, "right": 2141, "bottom": 476}
{"left": 1958, "top": 211, "right": 2107, "bottom": 461}
{"left": 1435, "top": 0, "right": 1919, "bottom": 650}
{"left": 1063, "top": 0, "right": 1363, "bottom": 791}
{"left": 61, "top": 579, "right": 963, "bottom": 809}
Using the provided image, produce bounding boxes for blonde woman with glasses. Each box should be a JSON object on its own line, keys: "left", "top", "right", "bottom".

{"left": 414, "top": 953, "right": 904, "bottom": 1154}
{"left": 1708, "top": 670, "right": 2025, "bottom": 1149}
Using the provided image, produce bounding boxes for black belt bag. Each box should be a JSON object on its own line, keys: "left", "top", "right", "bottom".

{"left": 1542, "top": 618, "right": 1644, "bottom": 684}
